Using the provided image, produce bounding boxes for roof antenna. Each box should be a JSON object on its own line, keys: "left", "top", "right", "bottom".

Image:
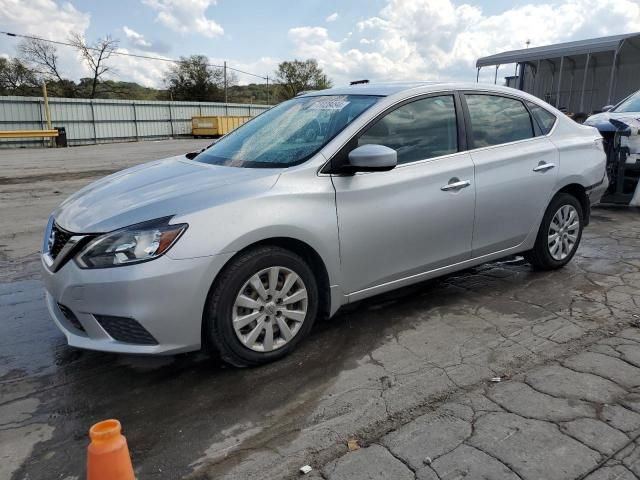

{"left": 350, "top": 79, "right": 369, "bottom": 85}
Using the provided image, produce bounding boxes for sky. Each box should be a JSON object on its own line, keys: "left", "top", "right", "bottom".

{"left": 1, "top": 0, "right": 639, "bottom": 91}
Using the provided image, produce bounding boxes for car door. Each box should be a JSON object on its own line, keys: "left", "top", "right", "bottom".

{"left": 331, "top": 94, "right": 476, "bottom": 296}
{"left": 462, "top": 93, "right": 559, "bottom": 257}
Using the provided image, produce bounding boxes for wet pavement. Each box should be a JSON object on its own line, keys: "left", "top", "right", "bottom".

{"left": 1, "top": 206, "right": 640, "bottom": 479}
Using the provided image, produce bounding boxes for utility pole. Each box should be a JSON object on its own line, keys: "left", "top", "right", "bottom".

{"left": 42, "top": 82, "right": 52, "bottom": 130}
{"left": 42, "top": 82, "right": 54, "bottom": 147}
{"left": 266, "top": 75, "right": 269, "bottom": 105}
{"left": 224, "top": 61, "right": 228, "bottom": 104}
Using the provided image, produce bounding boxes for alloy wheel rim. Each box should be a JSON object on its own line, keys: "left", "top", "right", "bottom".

{"left": 232, "top": 266, "right": 308, "bottom": 352}
{"left": 547, "top": 204, "right": 580, "bottom": 261}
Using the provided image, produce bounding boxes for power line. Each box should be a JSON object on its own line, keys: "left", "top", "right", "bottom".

{"left": 0, "top": 30, "right": 269, "bottom": 80}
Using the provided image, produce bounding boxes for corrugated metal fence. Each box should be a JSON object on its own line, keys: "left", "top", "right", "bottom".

{"left": 0, "top": 96, "right": 270, "bottom": 148}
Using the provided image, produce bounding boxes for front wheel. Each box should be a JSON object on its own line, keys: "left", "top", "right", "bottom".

{"left": 525, "top": 193, "right": 584, "bottom": 270}
{"left": 204, "top": 246, "right": 319, "bottom": 367}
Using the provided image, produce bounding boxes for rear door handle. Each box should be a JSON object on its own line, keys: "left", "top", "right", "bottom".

{"left": 441, "top": 180, "right": 471, "bottom": 191}
{"left": 533, "top": 162, "right": 556, "bottom": 172}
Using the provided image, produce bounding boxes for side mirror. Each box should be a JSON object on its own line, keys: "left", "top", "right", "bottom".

{"left": 185, "top": 140, "right": 217, "bottom": 160}
{"left": 602, "top": 105, "right": 614, "bottom": 112}
{"left": 347, "top": 144, "right": 397, "bottom": 172}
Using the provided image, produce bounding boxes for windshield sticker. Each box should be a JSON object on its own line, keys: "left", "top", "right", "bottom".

{"left": 307, "top": 97, "right": 350, "bottom": 111}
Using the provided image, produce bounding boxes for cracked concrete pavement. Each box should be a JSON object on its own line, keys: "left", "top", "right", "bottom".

{"left": 1, "top": 142, "right": 640, "bottom": 479}
{"left": 325, "top": 329, "right": 640, "bottom": 480}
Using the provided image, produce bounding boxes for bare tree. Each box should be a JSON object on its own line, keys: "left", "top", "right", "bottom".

{"left": 18, "top": 38, "right": 62, "bottom": 80}
{"left": 69, "top": 33, "right": 119, "bottom": 98}
{"left": 17, "top": 38, "right": 77, "bottom": 96}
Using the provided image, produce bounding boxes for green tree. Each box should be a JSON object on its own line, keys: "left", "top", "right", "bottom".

{"left": 274, "top": 59, "right": 332, "bottom": 100}
{"left": 74, "top": 78, "right": 166, "bottom": 100}
{"left": 0, "top": 57, "right": 40, "bottom": 96}
{"left": 2, "top": 48, "right": 274, "bottom": 104}
{"left": 164, "top": 55, "right": 237, "bottom": 102}
{"left": 227, "top": 83, "right": 270, "bottom": 104}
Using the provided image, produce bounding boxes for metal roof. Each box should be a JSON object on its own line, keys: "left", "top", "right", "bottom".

{"left": 476, "top": 32, "right": 640, "bottom": 67}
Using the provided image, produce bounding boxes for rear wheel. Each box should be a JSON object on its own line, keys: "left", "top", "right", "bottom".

{"left": 204, "top": 246, "right": 319, "bottom": 367}
{"left": 525, "top": 193, "right": 584, "bottom": 270}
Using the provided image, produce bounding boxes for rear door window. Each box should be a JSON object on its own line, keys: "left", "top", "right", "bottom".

{"left": 465, "top": 94, "right": 534, "bottom": 148}
{"left": 358, "top": 95, "right": 458, "bottom": 164}
{"left": 526, "top": 101, "right": 557, "bottom": 135}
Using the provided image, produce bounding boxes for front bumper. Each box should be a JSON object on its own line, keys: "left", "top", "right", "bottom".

{"left": 41, "top": 252, "right": 234, "bottom": 354}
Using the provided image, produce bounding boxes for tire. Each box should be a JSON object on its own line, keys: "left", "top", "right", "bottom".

{"left": 204, "top": 246, "right": 319, "bottom": 367}
{"left": 524, "top": 193, "right": 584, "bottom": 270}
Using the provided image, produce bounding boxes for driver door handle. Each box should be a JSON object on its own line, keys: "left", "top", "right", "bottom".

{"left": 441, "top": 180, "right": 471, "bottom": 191}
{"left": 533, "top": 162, "right": 556, "bottom": 172}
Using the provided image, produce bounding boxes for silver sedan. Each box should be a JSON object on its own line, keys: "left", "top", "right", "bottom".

{"left": 41, "top": 82, "right": 608, "bottom": 366}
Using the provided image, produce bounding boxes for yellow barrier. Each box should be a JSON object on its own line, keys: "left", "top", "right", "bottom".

{"left": 0, "top": 129, "right": 59, "bottom": 139}
{"left": 192, "top": 116, "right": 250, "bottom": 137}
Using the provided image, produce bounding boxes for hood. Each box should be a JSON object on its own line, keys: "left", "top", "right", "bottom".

{"left": 53, "top": 156, "right": 280, "bottom": 233}
{"left": 584, "top": 111, "right": 640, "bottom": 132}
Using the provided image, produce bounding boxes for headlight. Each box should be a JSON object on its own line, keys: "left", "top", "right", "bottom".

{"left": 75, "top": 218, "right": 187, "bottom": 269}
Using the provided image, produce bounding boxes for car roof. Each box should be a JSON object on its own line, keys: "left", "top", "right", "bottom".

{"left": 299, "top": 81, "right": 528, "bottom": 98}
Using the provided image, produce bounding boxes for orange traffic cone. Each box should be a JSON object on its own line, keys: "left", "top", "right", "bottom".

{"left": 87, "top": 419, "right": 135, "bottom": 480}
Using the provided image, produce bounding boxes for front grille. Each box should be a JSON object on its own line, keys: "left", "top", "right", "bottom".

{"left": 94, "top": 315, "right": 158, "bottom": 345}
{"left": 57, "top": 303, "right": 85, "bottom": 332}
{"left": 49, "top": 223, "right": 73, "bottom": 260}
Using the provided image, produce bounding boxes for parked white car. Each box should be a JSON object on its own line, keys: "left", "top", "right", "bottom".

{"left": 585, "top": 89, "right": 640, "bottom": 206}
{"left": 41, "top": 82, "right": 608, "bottom": 366}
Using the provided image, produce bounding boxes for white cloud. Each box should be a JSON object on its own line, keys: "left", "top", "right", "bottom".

{"left": 0, "top": 1, "right": 172, "bottom": 88}
{"left": 106, "top": 48, "right": 170, "bottom": 88}
{"left": 123, "top": 26, "right": 152, "bottom": 49}
{"left": 98, "top": 51, "right": 276, "bottom": 90}
{"left": 0, "top": 0, "right": 270, "bottom": 91}
{"left": 0, "top": 0, "right": 90, "bottom": 80}
{"left": 122, "top": 25, "right": 170, "bottom": 53}
{"left": 0, "top": 0, "right": 90, "bottom": 41}
{"left": 143, "top": 0, "right": 223, "bottom": 38}
{"left": 326, "top": 12, "right": 339, "bottom": 22}
{"left": 290, "top": 0, "right": 640, "bottom": 85}
{"left": 232, "top": 57, "right": 279, "bottom": 85}
{"left": 6, "top": 0, "right": 639, "bottom": 97}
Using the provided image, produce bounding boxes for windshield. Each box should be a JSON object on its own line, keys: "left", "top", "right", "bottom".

{"left": 613, "top": 90, "right": 640, "bottom": 113}
{"left": 195, "top": 94, "right": 380, "bottom": 168}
